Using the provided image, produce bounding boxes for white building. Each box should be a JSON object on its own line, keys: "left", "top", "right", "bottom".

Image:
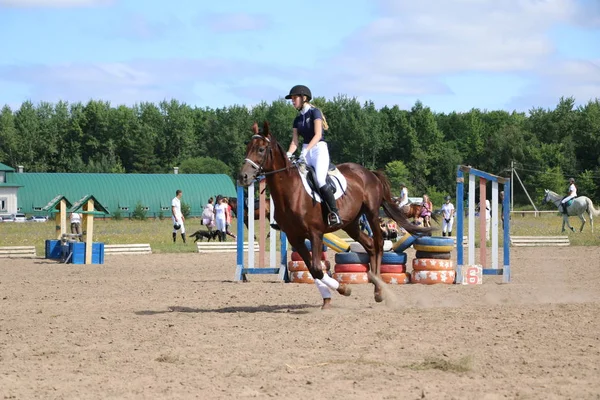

{"left": 0, "top": 163, "right": 23, "bottom": 217}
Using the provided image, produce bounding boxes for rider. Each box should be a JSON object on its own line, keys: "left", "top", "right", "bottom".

{"left": 285, "top": 85, "right": 342, "bottom": 228}
{"left": 560, "top": 177, "right": 577, "bottom": 214}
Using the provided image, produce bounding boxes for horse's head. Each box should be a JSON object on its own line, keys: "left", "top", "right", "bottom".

{"left": 238, "top": 121, "right": 286, "bottom": 187}
{"left": 542, "top": 189, "right": 550, "bottom": 204}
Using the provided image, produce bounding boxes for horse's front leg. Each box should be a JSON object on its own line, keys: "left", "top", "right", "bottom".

{"left": 310, "top": 233, "right": 351, "bottom": 309}
{"left": 579, "top": 214, "right": 586, "bottom": 232}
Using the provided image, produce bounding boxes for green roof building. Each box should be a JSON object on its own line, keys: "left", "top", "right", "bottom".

{"left": 3, "top": 170, "right": 236, "bottom": 217}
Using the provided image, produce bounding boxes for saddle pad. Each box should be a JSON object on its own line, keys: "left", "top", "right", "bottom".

{"left": 298, "top": 164, "right": 347, "bottom": 202}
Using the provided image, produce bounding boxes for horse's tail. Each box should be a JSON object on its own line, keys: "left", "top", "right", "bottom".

{"left": 587, "top": 198, "right": 600, "bottom": 217}
{"left": 372, "top": 171, "right": 435, "bottom": 236}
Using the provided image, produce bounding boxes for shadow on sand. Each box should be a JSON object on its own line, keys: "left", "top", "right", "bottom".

{"left": 135, "top": 303, "right": 317, "bottom": 315}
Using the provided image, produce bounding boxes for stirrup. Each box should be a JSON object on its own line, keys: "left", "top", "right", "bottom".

{"left": 328, "top": 212, "right": 342, "bottom": 227}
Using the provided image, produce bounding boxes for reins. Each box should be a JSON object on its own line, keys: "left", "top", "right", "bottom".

{"left": 243, "top": 134, "right": 299, "bottom": 178}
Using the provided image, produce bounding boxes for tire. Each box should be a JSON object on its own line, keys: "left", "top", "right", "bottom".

{"left": 382, "top": 252, "right": 407, "bottom": 265}
{"left": 332, "top": 272, "right": 369, "bottom": 284}
{"left": 415, "top": 250, "right": 452, "bottom": 260}
{"left": 412, "top": 258, "right": 454, "bottom": 271}
{"left": 287, "top": 260, "right": 330, "bottom": 272}
{"left": 289, "top": 270, "right": 315, "bottom": 283}
{"left": 334, "top": 252, "right": 371, "bottom": 264}
{"left": 291, "top": 251, "right": 327, "bottom": 262}
{"left": 411, "top": 270, "right": 456, "bottom": 284}
{"left": 380, "top": 273, "right": 410, "bottom": 284}
{"left": 414, "top": 236, "right": 454, "bottom": 247}
{"left": 413, "top": 244, "right": 454, "bottom": 253}
{"left": 380, "top": 264, "right": 406, "bottom": 274}
{"left": 291, "top": 239, "right": 327, "bottom": 252}
{"left": 392, "top": 233, "right": 416, "bottom": 253}
{"left": 334, "top": 263, "right": 369, "bottom": 273}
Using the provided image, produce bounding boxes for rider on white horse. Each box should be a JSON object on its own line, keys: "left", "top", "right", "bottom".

{"left": 561, "top": 178, "right": 577, "bottom": 214}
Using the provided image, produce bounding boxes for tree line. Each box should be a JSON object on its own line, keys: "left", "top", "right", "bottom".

{"left": 1, "top": 96, "right": 599, "bottom": 208}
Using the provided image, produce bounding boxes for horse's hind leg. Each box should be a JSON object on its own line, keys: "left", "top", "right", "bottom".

{"left": 344, "top": 216, "right": 384, "bottom": 303}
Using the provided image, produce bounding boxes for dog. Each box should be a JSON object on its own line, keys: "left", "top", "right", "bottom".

{"left": 189, "top": 229, "right": 221, "bottom": 243}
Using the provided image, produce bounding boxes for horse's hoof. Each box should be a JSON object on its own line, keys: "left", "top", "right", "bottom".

{"left": 337, "top": 284, "right": 351, "bottom": 297}
{"left": 374, "top": 291, "right": 384, "bottom": 303}
{"left": 321, "top": 298, "right": 332, "bottom": 310}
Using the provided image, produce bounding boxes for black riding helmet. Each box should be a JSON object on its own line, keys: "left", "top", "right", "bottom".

{"left": 285, "top": 85, "right": 312, "bottom": 101}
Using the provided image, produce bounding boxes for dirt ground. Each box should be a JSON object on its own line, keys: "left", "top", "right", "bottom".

{"left": 1, "top": 246, "right": 599, "bottom": 400}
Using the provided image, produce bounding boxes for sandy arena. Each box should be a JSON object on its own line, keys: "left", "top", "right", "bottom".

{"left": 1, "top": 246, "right": 599, "bottom": 399}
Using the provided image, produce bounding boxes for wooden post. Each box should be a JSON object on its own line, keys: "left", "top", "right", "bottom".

{"left": 56, "top": 199, "right": 67, "bottom": 240}
{"left": 479, "top": 178, "right": 487, "bottom": 267}
{"left": 83, "top": 198, "right": 95, "bottom": 264}
{"left": 259, "top": 179, "right": 266, "bottom": 268}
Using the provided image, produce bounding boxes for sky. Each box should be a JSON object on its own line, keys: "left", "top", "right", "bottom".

{"left": 0, "top": 0, "right": 599, "bottom": 113}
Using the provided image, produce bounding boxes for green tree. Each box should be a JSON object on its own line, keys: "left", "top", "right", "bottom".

{"left": 384, "top": 160, "right": 411, "bottom": 197}
{"left": 179, "top": 157, "right": 232, "bottom": 175}
{"left": 0, "top": 105, "right": 18, "bottom": 167}
{"left": 576, "top": 170, "right": 597, "bottom": 198}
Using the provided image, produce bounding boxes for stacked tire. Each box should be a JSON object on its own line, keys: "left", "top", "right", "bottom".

{"left": 333, "top": 250, "right": 410, "bottom": 285}
{"left": 288, "top": 240, "right": 331, "bottom": 284}
{"left": 411, "top": 236, "right": 456, "bottom": 284}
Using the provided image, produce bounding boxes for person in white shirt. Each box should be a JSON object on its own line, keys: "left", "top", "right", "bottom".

{"left": 441, "top": 196, "right": 455, "bottom": 237}
{"left": 398, "top": 183, "right": 409, "bottom": 208}
{"left": 172, "top": 189, "right": 186, "bottom": 243}
{"left": 560, "top": 178, "right": 577, "bottom": 214}
{"left": 202, "top": 197, "right": 216, "bottom": 231}
{"left": 214, "top": 197, "right": 228, "bottom": 241}
{"left": 70, "top": 212, "right": 82, "bottom": 241}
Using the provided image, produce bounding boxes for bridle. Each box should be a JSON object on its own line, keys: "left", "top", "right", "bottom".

{"left": 243, "top": 134, "right": 296, "bottom": 177}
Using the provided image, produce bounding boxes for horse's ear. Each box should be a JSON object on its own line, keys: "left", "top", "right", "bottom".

{"left": 251, "top": 122, "right": 259, "bottom": 135}
{"left": 262, "top": 121, "right": 271, "bottom": 137}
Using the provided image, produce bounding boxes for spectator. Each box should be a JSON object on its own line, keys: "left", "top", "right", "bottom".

{"left": 420, "top": 194, "right": 433, "bottom": 228}
{"left": 223, "top": 198, "right": 236, "bottom": 239}
{"left": 172, "top": 189, "right": 186, "bottom": 243}
{"left": 441, "top": 195, "right": 455, "bottom": 237}
{"left": 398, "top": 183, "right": 409, "bottom": 208}
{"left": 214, "top": 197, "right": 227, "bottom": 242}
{"left": 202, "top": 197, "right": 215, "bottom": 231}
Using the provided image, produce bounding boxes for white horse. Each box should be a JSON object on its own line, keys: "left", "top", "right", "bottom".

{"left": 542, "top": 189, "right": 600, "bottom": 233}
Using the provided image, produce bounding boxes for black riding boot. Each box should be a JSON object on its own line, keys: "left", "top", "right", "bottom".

{"left": 320, "top": 184, "right": 342, "bottom": 227}
{"left": 181, "top": 233, "right": 186, "bottom": 244}
{"left": 172, "top": 232, "right": 176, "bottom": 243}
{"left": 562, "top": 203, "right": 568, "bottom": 214}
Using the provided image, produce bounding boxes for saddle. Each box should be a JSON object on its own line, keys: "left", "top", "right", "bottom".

{"left": 304, "top": 163, "right": 339, "bottom": 202}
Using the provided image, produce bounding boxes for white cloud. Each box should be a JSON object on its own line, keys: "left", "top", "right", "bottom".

{"left": 321, "top": 0, "right": 598, "bottom": 104}
{"left": 508, "top": 59, "right": 600, "bottom": 110}
{"left": 0, "top": 0, "right": 113, "bottom": 7}
{"left": 0, "top": 59, "right": 292, "bottom": 105}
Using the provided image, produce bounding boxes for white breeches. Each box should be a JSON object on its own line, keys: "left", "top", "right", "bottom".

{"left": 561, "top": 195, "right": 576, "bottom": 204}
{"left": 172, "top": 216, "right": 185, "bottom": 234}
{"left": 303, "top": 141, "right": 330, "bottom": 187}
{"left": 442, "top": 217, "right": 454, "bottom": 233}
{"left": 215, "top": 217, "right": 226, "bottom": 232}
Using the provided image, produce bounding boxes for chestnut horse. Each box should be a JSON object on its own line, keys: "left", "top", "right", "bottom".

{"left": 399, "top": 203, "right": 440, "bottom": 225}
{"left": 238, "top": 121, "right": 433, "bottom": 308}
